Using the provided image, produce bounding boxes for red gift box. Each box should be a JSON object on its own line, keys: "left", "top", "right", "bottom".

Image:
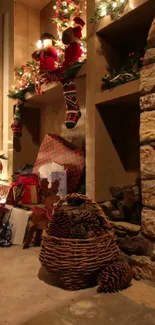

{"left": 33, "top": 134, "right": 85, "bottom": 193}
{"left": 13, "top": 175, "right": 40, "bottom": 204}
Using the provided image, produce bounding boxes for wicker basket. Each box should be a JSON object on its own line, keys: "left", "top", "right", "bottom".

{"left": 39, "top": 193, "right": 119, "bottom": 290}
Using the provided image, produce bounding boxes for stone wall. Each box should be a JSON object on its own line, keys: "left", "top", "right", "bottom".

{"left": 138, "top": 17, "right": 155, "bottom": 281}
{"left": 100, "top": 18, "right": 155, "bottom": 282}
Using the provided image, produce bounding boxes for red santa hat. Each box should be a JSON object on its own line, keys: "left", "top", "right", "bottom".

{"left": 73, "top": 17, "right": 85, "bottom": 28}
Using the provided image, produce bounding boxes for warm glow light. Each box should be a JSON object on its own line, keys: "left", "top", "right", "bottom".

{"left": 0, "top": 197, "right": 6, "bottom": 204}
{"left": 130, "top": 2, "right": 134, "bottom": 9}
{"left": 100, "top": 7, "right": 107, "bottom": 16}
{"left": 120, "top": 0, "right": 125, "bottom": 2}
{"left": 36, "top": 40, "right": 42, "bottom": 50}
{"left": 112, "top": 2, "right": 117, "bottom": 8}
{"left": 53, "top": 5, "right": 56, "bottom": 9}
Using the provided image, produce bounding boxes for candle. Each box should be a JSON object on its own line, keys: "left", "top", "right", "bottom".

{"left": 43, "top": 39, "right": 53, "bottom": 48}
{"left": 36, "top": 40, "right": 42, "bottom": 50}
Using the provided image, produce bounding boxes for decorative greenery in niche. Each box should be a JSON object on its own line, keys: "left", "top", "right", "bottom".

{"left": 90, "top": 0, "right": 128, "bottom": 23}
{"left": 8, "top": 60, "right": 85, "bottom": 102}
{"left": 101, "top": 51, "right": 144, "bottom": 90}
{"left": 8, "top": 61, "right": 42, "bottom": 102}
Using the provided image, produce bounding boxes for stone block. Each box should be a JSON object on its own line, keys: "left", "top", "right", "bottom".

{"left": 130, "top": 255, "right": 155, "bottom": 281}
{"left": 143, "top": 48, "right": 155, "bottom": 65}
{"left": 141, "top": 207, "right": 155, "bottom": 239}
{"left": 140, "top": 110, "right": 155, "bottom": 143}
{"left": 100, "top": 201, "right": 114, "bottom": 210}
{"left": 140, "top": 93, "right": 155, "bottom": 111}
{"left": 111, "top": 210, "right": 123, "bottom": 221}
{"left": 119, "top": 236, "right": 151, "bottom": 256}
{"left": 140, "top": 145, "right": 155, "bottom": 179}
{"left": 147, "top": 18, "right": 155, "bottom": 48}
{"left": 140, "top": 64, "right": 155, "bottom": 94}
{"left": 141, "top": 180, "right": 155, "bottom": 208}
{"left": 111, "top": 221, "right": 140, "bottom": 236}
{"left": 110, "top": 183, "right": 139, "bottom": 200}
{"left": 151, "top": 244, "right": 155, "bottom": 261}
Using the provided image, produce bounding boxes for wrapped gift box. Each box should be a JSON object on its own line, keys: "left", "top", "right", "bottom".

{"left": 13, "top": 175, "right": 40, "bottom": 204}
{"left": 33, "top": 134, "right": 85, "bottom": 193}
{"left": 6, "top": 205, "right": 32, "bottom": 245}
{"left": 50, "top": 171, "right": 67, "bottom": 197}
{"left": 0, "top": 184, "right": 14, "bottom": 205}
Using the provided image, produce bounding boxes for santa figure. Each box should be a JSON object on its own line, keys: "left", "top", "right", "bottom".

{"left": 32, "top": 33, "right": 58, "bottom": 72}
{"left": 62, "top": 26, "right": 83, "bottom": 68}
{"left": 73, "top": 16, "right": 85, "bottom": 39}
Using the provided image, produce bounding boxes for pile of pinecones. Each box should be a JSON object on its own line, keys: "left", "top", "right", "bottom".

{"left": 47, "top": 209, "right": 111, "bottom": 239}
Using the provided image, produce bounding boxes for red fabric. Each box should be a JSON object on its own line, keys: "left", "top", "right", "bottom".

{"left": 33, "top": 134, "right": 85, "bottom": 193}
{"left": 12, "top": 175, "right": 39, "bottom": 187}
{"left": 73, "top": 17, "right": 85, "bottom": 27}
{"left": 63, "top": 42, "right": 83, "bottom": 68}
{"left": 35, "top": 47, "right": 57, "bottom": 71}
{"left": 73, "top": 26, "right": 82, "bottom": 39}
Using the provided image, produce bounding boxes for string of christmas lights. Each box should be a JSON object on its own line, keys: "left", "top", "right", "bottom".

{"left": 8, "top": 60, "right": 85, "bottom": 101}
{"left": 8, "top": 61, "right": 44, "bottom": 102}
{"left": 9, "top": 0, "right": 87, "bottom": 101}
{"left": 90, "top": 0, "right": 128, "bottom": 23}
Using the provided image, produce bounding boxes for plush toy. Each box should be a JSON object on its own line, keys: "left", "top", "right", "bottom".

{"left": 32, "top": 33, "right": 58, "bottom": 72}
{"left": 62, "top": 27, "right": 83, "bottom": 68}
{"left": 73, "top": 16, "right": 85, "bottom": 39}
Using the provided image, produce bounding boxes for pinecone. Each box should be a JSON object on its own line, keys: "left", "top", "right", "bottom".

{"left": 70, "top": 224, "right": 87, "bottom": 239}
{"left": 81, "top": 211, "right": 94, "bottom": 223}
{"left": 97, "top": 261, "right": 133, "bottom": 293}
{"left": 48, "top": 211, "right": 72, "bottom": 238}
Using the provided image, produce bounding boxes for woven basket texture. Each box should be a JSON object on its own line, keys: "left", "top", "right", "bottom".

{"left": 39, "top": 193, "right": 119, "bottom": 290}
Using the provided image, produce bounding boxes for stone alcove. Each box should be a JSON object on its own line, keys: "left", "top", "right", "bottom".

{"left": 99, "top": 17, "right": 155, "bottom": 281}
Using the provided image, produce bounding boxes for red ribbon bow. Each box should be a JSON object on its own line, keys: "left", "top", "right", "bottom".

{"left": 13, "top": 175, "right": 39, "bottom": 187}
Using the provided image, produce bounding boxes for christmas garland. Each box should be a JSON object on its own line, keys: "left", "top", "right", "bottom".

{"left": 90, "top": 0, "right": 128, "bottom": 23}
{"left": 52, "top": 0, "right": 81, "bottom": 28}
{"left": 8, "top": 61, "right": 42, "bottom": 102}
{"left": 101, "top": 51, "right": 144, "bottom": 90}
{"left": 8, "top": 60, "right": 85, "bottom": 102}
{"left": 101, "top": 72, "right": 139, "bottom": 90}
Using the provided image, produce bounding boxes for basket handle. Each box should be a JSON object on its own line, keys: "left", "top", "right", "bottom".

{"left": 52, "top": 193, "right": 111, "bottom": 226}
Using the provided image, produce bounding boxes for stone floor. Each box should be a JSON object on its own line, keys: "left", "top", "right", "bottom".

{"left": 1, "top": 247, "right": 155, "bottom": 325}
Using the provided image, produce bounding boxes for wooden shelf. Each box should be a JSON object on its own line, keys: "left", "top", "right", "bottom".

{"left": 95, "top": 79, "right": 140, "bottom": 106}
{"left": 97, "top": 0, "right": 155, "bottom": 51}
{"left": 25, "top": 63, "right": 86, "bottom": 108}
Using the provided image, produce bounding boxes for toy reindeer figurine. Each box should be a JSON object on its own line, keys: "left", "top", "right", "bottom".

{"left": 23, "top": 179, "right": 60, "bottom": 249}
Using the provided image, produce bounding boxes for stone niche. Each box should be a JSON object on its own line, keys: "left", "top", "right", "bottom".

{"left": 100, "top": 17, "right": 155, "bottom": 282}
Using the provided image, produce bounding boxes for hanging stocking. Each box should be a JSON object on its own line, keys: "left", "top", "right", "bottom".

{"left": 11, "top": 102, "right": 23, "bottom": 138}
{"left": 61, "top": 78, "right": 81, "bottom": 129}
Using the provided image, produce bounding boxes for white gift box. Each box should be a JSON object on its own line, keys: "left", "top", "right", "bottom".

{"left": 50, "top": 171, "right": 67, "bottom": 197}
{"left": 6, "top": 205, "right": 32, "bottom": 245}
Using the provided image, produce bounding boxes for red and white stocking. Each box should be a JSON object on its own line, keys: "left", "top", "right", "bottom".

{"left": 61, "top": 79, "right": 81, "bottom": 129}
